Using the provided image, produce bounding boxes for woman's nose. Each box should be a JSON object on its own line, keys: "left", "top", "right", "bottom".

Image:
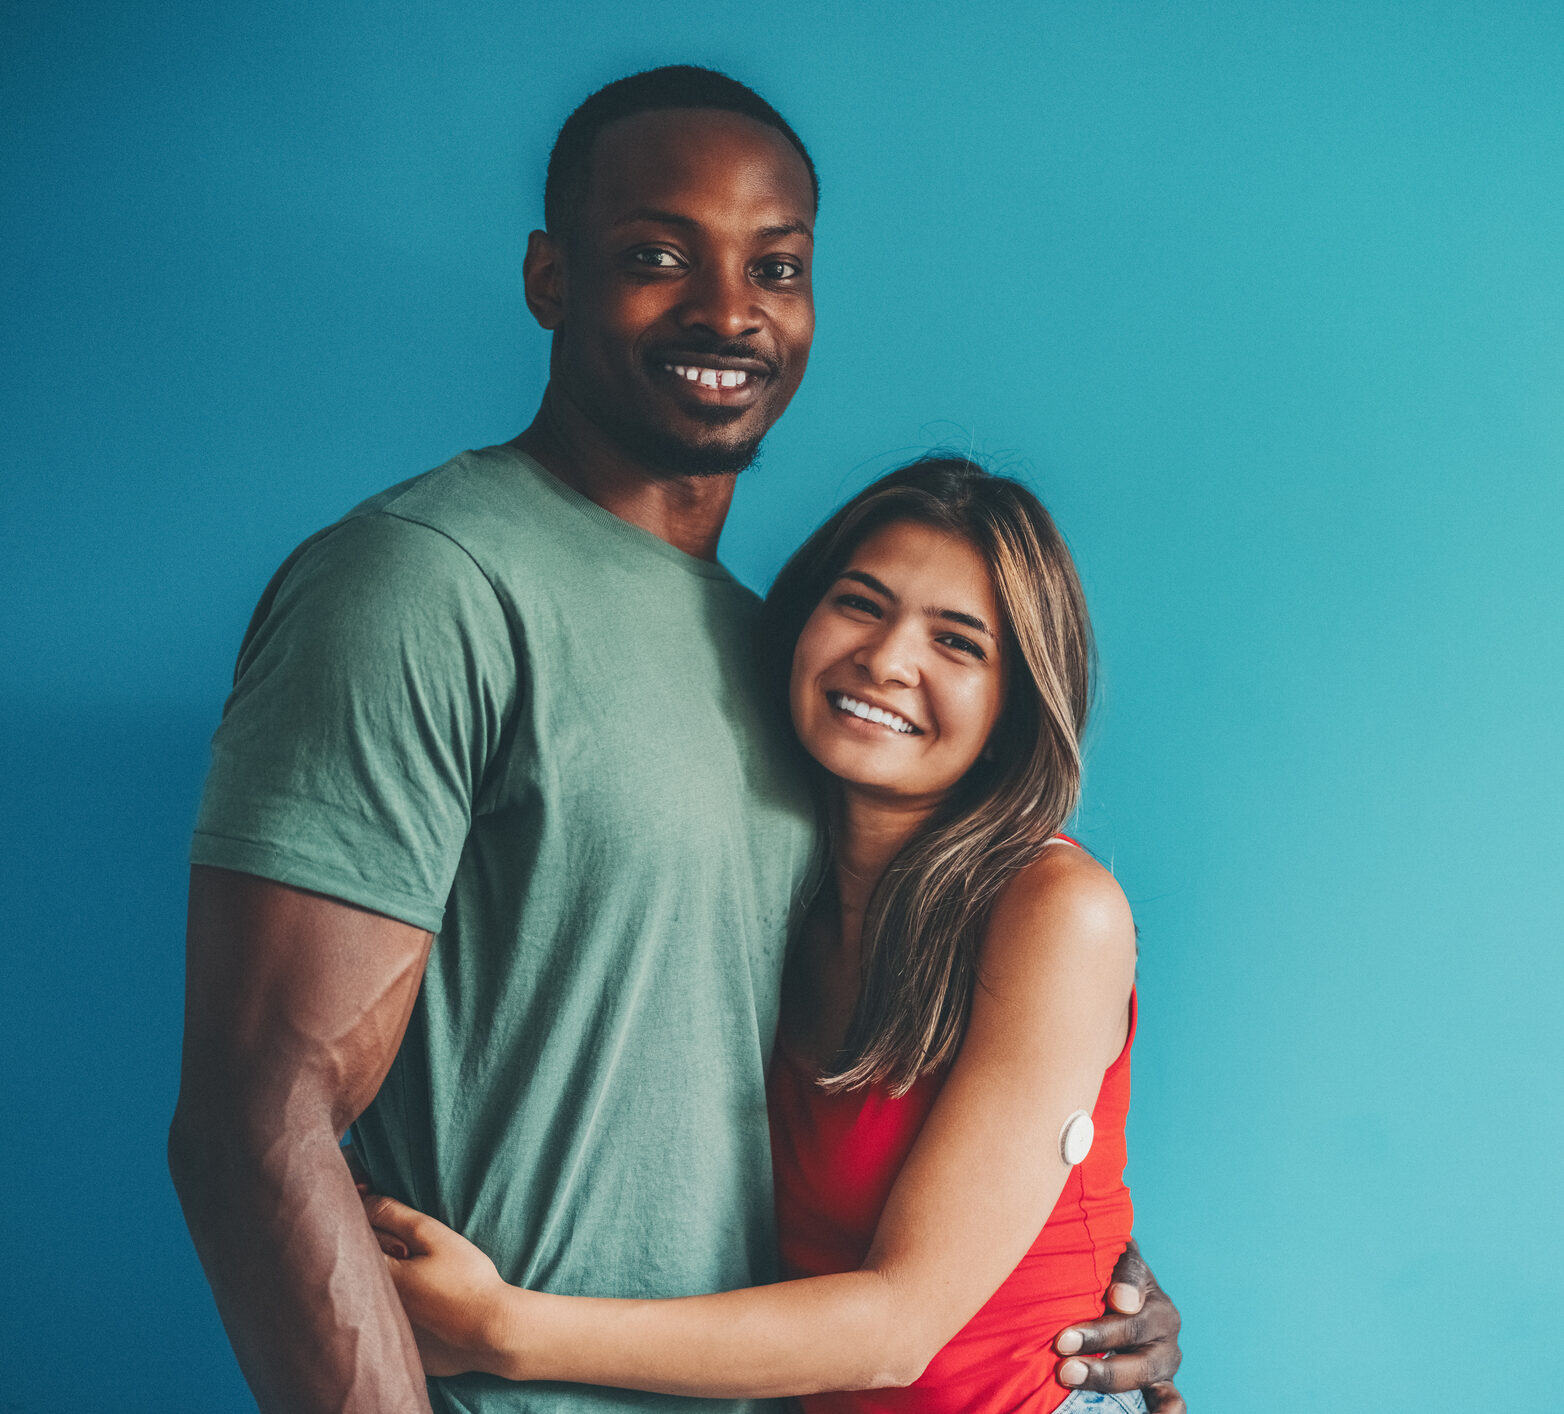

{"left": 855, "top": 624, "right": 919, "bottom": 686}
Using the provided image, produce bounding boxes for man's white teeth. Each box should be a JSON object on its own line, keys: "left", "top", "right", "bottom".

{"left": 828, "top": 692, "right": 916, "bottom": 734}
{"left": 667, "top": 364, "right": 748, "bottom": 389}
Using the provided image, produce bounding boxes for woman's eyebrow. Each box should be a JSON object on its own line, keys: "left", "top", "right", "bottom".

{"left": 930, "top": 606, "right": 994, "bottom": 640}
{"left": 840, "top": 569, "right": 895, "bottom": 598}
{"left": 840, "top": 570, "right": 993, "bottom": 640}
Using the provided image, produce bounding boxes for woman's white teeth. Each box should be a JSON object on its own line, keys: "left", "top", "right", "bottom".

{"left": 829, "top": 692, "right": 916, "bottom": 734}
{"left": 668, "top": 364, "right": 748, "bottom": 389}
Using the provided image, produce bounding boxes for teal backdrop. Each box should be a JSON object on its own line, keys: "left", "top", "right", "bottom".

{"left": 3, "top": 3, "right": 1561, "bottom": 1408}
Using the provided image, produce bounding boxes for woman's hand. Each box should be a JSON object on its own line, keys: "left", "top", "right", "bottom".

{"left": 362, "top": 1192, "right": 517, "bottom": 1379}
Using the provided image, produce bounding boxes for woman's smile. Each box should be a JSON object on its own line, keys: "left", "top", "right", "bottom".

{"left": 824, "top": 690, "right": 922, "bottom": 735}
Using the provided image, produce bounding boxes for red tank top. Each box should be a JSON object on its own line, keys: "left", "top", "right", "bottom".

{"left": 767, "top": 989, "right": 1135, "bottom": 1413}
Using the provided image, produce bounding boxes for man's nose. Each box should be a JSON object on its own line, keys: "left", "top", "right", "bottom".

{"left": 676, "top": 260, "right": 762, "bottom": 341}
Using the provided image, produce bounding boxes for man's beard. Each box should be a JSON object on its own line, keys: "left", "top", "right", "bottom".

{"left": 621, "top": 338, "right": 781, "bottom": 477}
{"left": 632, "top": 423, "right": 765, "bottom": 479}
{"left": 603, "top": 402, "right": 766, "bottom": 479}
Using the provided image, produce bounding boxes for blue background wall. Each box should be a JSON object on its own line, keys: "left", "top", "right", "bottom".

{"left": 4, "top": 3, "right": 1561, "bottom": 1408}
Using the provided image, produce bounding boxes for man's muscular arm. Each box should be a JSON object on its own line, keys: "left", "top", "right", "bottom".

{"left": 168, "top": 865, "right": 435, "bottom": 1414}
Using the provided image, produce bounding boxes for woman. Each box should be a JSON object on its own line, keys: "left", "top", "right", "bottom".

{"left": 365, "top": 458, "right": 1145, "bottom": 1413}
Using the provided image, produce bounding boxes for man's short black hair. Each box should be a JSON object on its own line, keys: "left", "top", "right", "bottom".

{"left": 544, "top": 65, "right": 818, "bottom": 237}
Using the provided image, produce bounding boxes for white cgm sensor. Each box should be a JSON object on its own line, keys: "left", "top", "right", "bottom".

{"left": 1059, "top": 1109, "right": 1094, "bottom": 1166}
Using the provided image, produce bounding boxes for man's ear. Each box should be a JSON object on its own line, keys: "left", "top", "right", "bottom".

{"left": 523, "top": 229, "right": 566, "bottom": 330}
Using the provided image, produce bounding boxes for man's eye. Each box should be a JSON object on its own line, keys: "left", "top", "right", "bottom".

{"left": 631, "top": 248, "right": 683, "bottom": 269}
{"left": 758, "top": 258, "right": 802, "bottom": 281}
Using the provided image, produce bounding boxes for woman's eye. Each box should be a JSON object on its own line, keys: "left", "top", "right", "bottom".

{"left": 939, "top": 634, "right": 986, "bottom": 661}
{"left": 834, "top": 593, "right": 880, "bottom": 616}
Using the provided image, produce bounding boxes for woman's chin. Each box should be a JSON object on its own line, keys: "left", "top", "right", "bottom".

{"left": 801, "top": 736, "right": 896, "bottom": 789}
{"left": 818, "top": 755, "right": 961, "bottom": 810}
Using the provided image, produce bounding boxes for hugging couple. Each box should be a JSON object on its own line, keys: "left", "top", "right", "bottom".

{"left": 170, "top": 66, "right": 1186, "bottom": 1414}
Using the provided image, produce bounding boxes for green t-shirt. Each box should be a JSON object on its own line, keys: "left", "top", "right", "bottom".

{"left": 193, "top": 446, "right": 818, "bottom": 1412}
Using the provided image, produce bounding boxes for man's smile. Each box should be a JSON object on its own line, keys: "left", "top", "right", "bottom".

{"left": 668, "top": 363, "right": 748, "bottom": 388}
{"left": 650, "top": 349, "right": 775, "bottom": 409}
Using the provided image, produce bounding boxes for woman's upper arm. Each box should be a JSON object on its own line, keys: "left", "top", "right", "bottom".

{"left": 860, "top": 848, "right": 1137, "bottom": 1369}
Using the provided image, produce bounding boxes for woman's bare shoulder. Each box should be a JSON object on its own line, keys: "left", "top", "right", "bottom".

{"left": 982, "top": 840, "right": 1136, "bottom": 974}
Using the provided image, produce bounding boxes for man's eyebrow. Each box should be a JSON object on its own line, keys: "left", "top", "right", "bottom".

{"left": 758, "top": 220, "right": 813, "bottom": 242}
{"left": 839, "top": 570, "right": 994, "bottom": 640}
{"left": 611, "top": 207, "right": 699, "bottom": 230}
{"left": 610, "top": 209, "right": 813, "bottom": 241}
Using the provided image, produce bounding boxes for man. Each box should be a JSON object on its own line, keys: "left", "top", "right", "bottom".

{"left": 169, "top": 67, "right": 1184, "bottom": 1413}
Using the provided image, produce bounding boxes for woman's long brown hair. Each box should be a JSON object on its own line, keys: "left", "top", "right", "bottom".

{"left": 759, "top": 458, "right": 1095, "bottom": 1095}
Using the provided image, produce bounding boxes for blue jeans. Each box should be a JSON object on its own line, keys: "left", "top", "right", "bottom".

{"left": 1056, "top": 1392, "right": 1149, "bottom": 1413}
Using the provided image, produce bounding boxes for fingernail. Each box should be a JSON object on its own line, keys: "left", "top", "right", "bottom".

{"left": 1110, "top": 1282, "right": 1144, "bottom": 1312}
{"left": 1059, "top": 1359, "right": 1088, "bottom": 1387}
{"left": 1055, "top": 1329, "right": 1083, "bottom": 1355}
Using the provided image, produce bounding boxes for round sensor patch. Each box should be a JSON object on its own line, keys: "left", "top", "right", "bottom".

{"left": 1059, "top": 1109, "right": 1094, "bottom": 1166}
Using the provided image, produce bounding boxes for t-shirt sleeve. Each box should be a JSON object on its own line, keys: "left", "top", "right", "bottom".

{"left": 191, "top": 511, "right": 516, "bottom": 932}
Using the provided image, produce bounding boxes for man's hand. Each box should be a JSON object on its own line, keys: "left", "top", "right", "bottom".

{"left": 1053, "top": 1240, "right": 1185, "bottom": 1412}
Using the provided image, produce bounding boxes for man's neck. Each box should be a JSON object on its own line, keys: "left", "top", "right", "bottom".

{"left": 510, "top": 391, "right": 738, "bottom": 562}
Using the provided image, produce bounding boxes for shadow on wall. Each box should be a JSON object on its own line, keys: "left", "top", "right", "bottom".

{"left": 0, "top": 703, "right": 254, "bottom": 1411}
